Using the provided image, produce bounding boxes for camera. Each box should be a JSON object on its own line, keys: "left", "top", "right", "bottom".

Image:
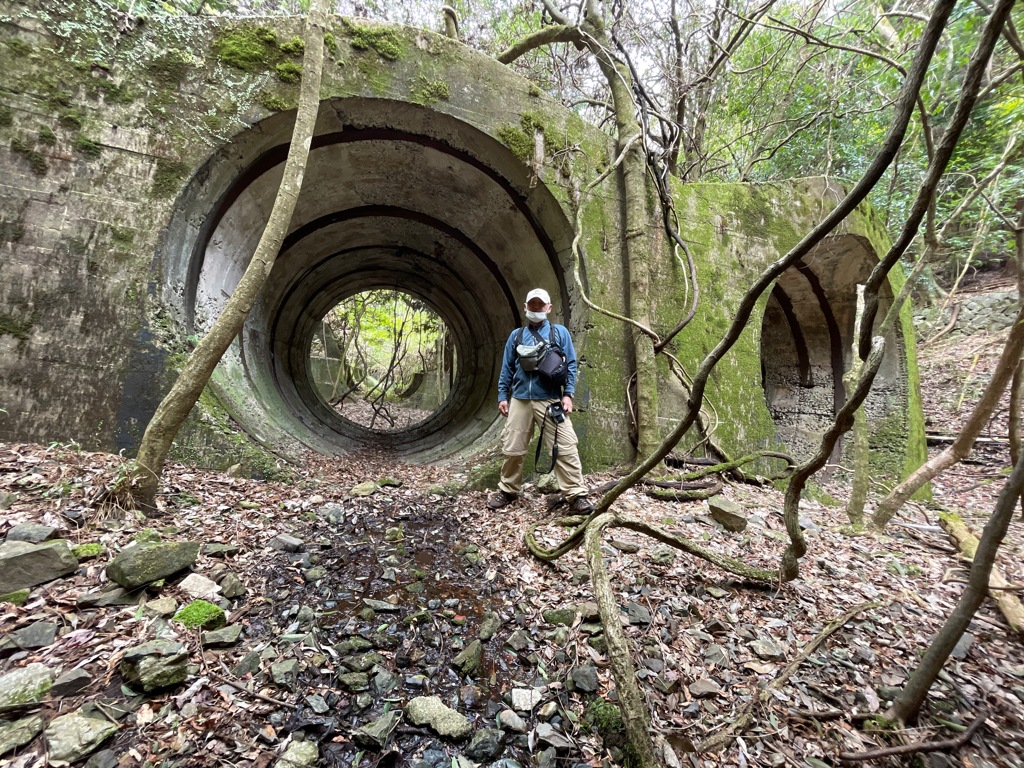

{"left": 547, "top": 402, "right": 566, "bottom": 424}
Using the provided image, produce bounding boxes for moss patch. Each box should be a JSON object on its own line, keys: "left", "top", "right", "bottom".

{"left": 215, "top": 26, "right": 279, "bottom": 72}
{"left": 344, "top": 20, "right": 403, "bottom": 60}
{"left": 497, "top": 124, "right": 532, "bottom": 163}
{"left": 413, "top": 77, "right": 450, "bottom": 104}
{"left": 174, "top": 599, "right": 227, "bottom": 629}
{"left": 72, "top": 542, "right": 105, "bottom": 560}
{"left": 275, "top": 61, "right": 302, "bottom": 83}
{"left": 258, "top": 91, "right": 296, "bottom": 112}
{"left": 73, "top": 134, "right": 102, "bottom": 159}
{"left": 38, "top": 126, "right": 57, "bottom": 146}
{"left": 280, "top": 36, "right": 305, "bottom": 57}
{"left": 0, "top": 104, "right": 12, "bottom": 128}
{"left": 151, "top": 158, "right": 190, "bottom": 199}
{"left": 146, "top": 52, "right": 192, "bottom": 88}
{"left": 11, "top": 136, "right": 47, "bottom": 175}
{"left": 0, "top": 312, "right": 37, "bottom": 341}
{"left": 0, "top": 218, "right": 25, "bottom": 243}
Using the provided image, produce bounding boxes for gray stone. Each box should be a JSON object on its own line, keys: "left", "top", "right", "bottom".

{"left": 43, "top": 711, "right": 118, "bottom": 765}
{"left": 951, "top": 632, "right": 974, "bottom": 660}
{"left": 510, "top": 687, "right": 543, "bottom": 712}
{"left": 622, "top": 602, "right": 652, "bottom": 625}
{"left": 688, "top": 678, "right": 722, "bottom": 698}
{"left": 269, "top": 534, "right": 305, "bottom": 552}
{"left": 353, "top": 709, "right": 402, "bottom": 750}
{"left": 478, "top": 611, "right": 502, "bottom": 641}
{"left": 105, "top": 541, "right": 199, "bottom": 589}
{"left": 201, "top": 625, "right": 243, "bottom": 647}
{"left": 232, "top": 651, "right": 261, "bottom": 678}
{"left": 406, "top": 695, "right": 472, "bottom": 739}
{"left": 179, "top": 573, "right": 221, "bottom": 599}
{"left": 535, "top": 722, "right": 573, "bottom": 750}
{"left": 275, "top": 739, "right": 318, "bottom": 767}
{"left": 609, "top": 539, "right": 640, "bottom": 553}
{"left": 707, "top": 497, "right": 747, "bottom": 532}
{"left": 490, "top": 761, "right": 525, "bottom": 768}
{"left": 536, "top": 701, "right": 558, "bottom": 720}
{"left": 371, "top": 668, "right": 398, "bottom": 696}
{"left": 538, "top": 747, "right": 557, "bottom": 768}
{"left": 0, "top": 539, "right": 79, "bottom": 593}
{"left": 542, "top": 607, "right": 577, "bottom": 626}
{"left": 649, "top": 548, "right": 675, "bottom": 565}
{"left": 219, "top": 572, "right": 246, "bottom": 598}
{"left": 271, "top": 659, "right": 301, "bottom": 690}
{"left": 305, "top": 694, "right": 329, "bottom": 714}
{"left": 6, "top": 523, "right": 59, "bottom": 543}
{"left": 343, "top": 653, "right": 386, "bottom": 672}
{"left": 751, "top": 637, "right": 785, "bottom": 661}
{"left": 0, "top": 620, "right": 57, "bottom": 652}
{"left": 77, "top": 585, "right": 144, "bottom": 608}
{"left": 84, "top": 749, "right": 118, "bottom": 768}
{"left": 453, "top": 639, "right": 483, "bottom": 676}
{"left": 497, "top": 708, "right": 527, "bottom": 733}
{"left": 337, "top": 671, "right": 370, "bottom": 691}
{"left": 0, "top": 713, "right": 44, "bottom": 757}
{"left": 506, "top": 630, "right": 531, "bottom": 651}
{"left": 296, "top": 605, "right": 316, "bottom": 630}
{"left": 0, "top": 663, "right": 54, "bottom": 712}
{"left": 202, "top": 543, "right": 239, "bottom": 557}
{"left": 350, "top": 481, "right": 378, "bottom": 497}
{"left": 52, "top": 668, "right": 93, "bottom": 697}
{"left": 363, "top": 598, "right": 401, "bottom": 612}
{"left": 570, "top": 665, "right": 599, "bottom": 693}
{"left": 142, "top": 597, "right": 179, "bottom": 618}
{"left": 465, "top": 727, "right": 505, "bottom": 761}
{"left": 0, "top": 492, "right": 17, "bottom": 510}
{"left": 119, "top": 640, "right": 188, "bottom": 691}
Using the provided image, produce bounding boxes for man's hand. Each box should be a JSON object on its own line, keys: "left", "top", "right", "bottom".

{"left": 561, "top": 395, "right": 573, "bottom": 414}
{"left": 498, "top": 400, "right": 509, "bottom": 416}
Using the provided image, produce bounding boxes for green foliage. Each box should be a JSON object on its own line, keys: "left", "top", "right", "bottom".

{"left": 215, "top": 26, "right": 279, "bottom": 72}
{"left": 174, "top": 599, "right": 227, "bottom": 629}
{"left": 343, "top": 20, "right": 403, "bottom": 60}
{"left": 10, "top": 136, "right": 47, "bottom": 175}
{"left": 275, "top": 61, "right": 302, "bottom": 83}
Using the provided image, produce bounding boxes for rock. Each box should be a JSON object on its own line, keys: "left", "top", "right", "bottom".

{"left": 76, "top": 586, "right": 144, "bottom": 608}
{"left": 506, "top": 630, "right": 531, "bottom": 651}
{"left": 52, "top": 668, "right": 92, "bottom": 697}
{"left": 353, "top": 710, "right": 402, "bottom": 750}
{"left": 609, "top": 539, "right": 640, "bottom": 553}
{"left": 570, "top": 665, "right": 599, "bottom": 693}
{"left": 142, "top": 597, "right": 179, "bottom": 618}
{"left": 105, "top": 541, "right": 199, "bottom": 588}
{"left": 951, "top": 632, "right": 974, "bottom": 660}
{"left": 622, "top": 602, "right": 652, "bottom": 625}
{"left": 0, "top": 492, "right": 17, "bottom": 509}
{"left": 85, "top": 749, "right": 118, "bottom": 768}
{"left": 178, "top": 573, "right": 222, "bottom": 600}
{"left": 688, "top": 678, "right": 722, "bottom": 698}
{"left": 465, "top": 728, "right": 506, "bottom": 761}
{"left": 337, "top": 671, "right": 370, "bottom": 691}
{"left": 478, "top": 611, "right": 502, "bottom": 641}
{"left": 406, "top": 695, "right": 472, "bottom": 739}
{"left": 707, "top": 497, "right": 747, "bottom": 532}
{"left": 750, "top": 637, "right": 785, "bottom": 661}
{"left": 491, "top": 761, "right": 525, "bottom": 768}
{"left": 43, "top": 711, "right": 118, "bottom": 765}
{"left": 296, "top": 605, "right": 316, "bottom": 630}
{"left": 0, "top": 663, "right": 54, "bottom": 712}
{"left": 275, "top": 739, "right": 318, "bottom": 767}
{"left": 350, "top": 481, "right": 378, "bottom": 497}
{"left": 232, "top": 651, "right": 261, "bottom": 678}
{"left": 305, "top": 694, "right": 329, "bottom": 714}
{"left": 510, "top": 687, "right": 543, "bottom": 712}
{"left": 363, "top": 598, "right": 401, "bottom": 612}
{"left": 0, "top": 620, "right": 57, "bottom": 653}
{"left": 649, "top": 548, "right": 675, "bottom": 565}
{"left": 536, "top": 701, "right": 558, "bottom": 720}
{"left": 535, "top": 722, "right": 573, "bottom": 750}
{"left": 335, "top": 637, "right": 374, "bottom": 654}
{"left": 497, "top": 709, "right": 527, "bottom": 733}
{"left": 119, "top": 640, "right": 188, "bottom": 692}
{"left": 453, "top": 639, "right": 483, "bottom": 676}
{"left": 0, "top": 539, "right": 78, "bottom": 593}
{"left": 538, "top": 747, "right": 557, "bottom": 768}
{"left": 174, "top": 600, "right": 226, "bottom": 629}
{"left": 0, "top": 713, "right": 44, "bottom": 757}
{"left": 202, "top": 543, "right": 239, "bottom": 557}
{"left": 6, "top": 523, "right": 59, "bottom": 543}
{"left": 269, "top": 534, "right": 305, "bottom": 553}
{"left": 271, "top": 660, "right": 301, "bottom": 690}
{"left": 343, "top": 653, "right": 386, "bottom": 672}
{"left": 201, "top": 625, "right": 243, "bottom": 648}
{"left": 218, "top": 572, "right": 246, "bottom": 598}
{"left": 371, "top": 668, "right": 398, "bottom": 696}
{"left": 542, "top": 607, "right": 577, "bottom": 626}
{"left": 0, "top": 588, "right": 31, "bottom": 605}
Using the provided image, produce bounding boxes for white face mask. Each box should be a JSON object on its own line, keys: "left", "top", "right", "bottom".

{"left": 525, "top": 310, "right": 548, "bottom": 323}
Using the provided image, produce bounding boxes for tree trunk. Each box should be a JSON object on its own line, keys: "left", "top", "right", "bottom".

{"left": 1010, "top": 206, "right": 1023, "bottom": 515}
{"left": 889, "top": 452, "right": 1024, "bottom": 724}
{"left": 845, "top": 286, "right": 869, "bottom": 527}
{"left": 130, "top": 0, "right": 330, "bottom": 509}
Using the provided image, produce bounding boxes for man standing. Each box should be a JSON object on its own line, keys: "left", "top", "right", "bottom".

{"left": 487, "top": 288, "right": 593, "bottom": 513}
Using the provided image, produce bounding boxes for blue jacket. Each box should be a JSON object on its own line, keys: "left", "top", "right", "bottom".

{"left": 498, "top": 320, "right": 577, "bottom": 402}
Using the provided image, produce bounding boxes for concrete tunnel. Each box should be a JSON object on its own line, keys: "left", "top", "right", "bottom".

{"left": 159, "top": 97, "right": 579, "bottom": 461}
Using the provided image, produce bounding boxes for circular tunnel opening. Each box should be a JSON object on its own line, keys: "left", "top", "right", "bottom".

{"left": 159, "top": 97, "right": 580, "bottom": 461}
{"left": 310, "top": 288, "right": 457, "bottom": 432}
{"left": 760, "top": 235, "right": 906, "bottom": 466}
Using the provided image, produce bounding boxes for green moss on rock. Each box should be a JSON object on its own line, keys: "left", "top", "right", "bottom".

{"left": 10, "top": 137, "right": 47, "bottom": 175}
{"left": 344, "top": 20, "right": 403, "bottom": 60}
{"left": 215, "top": 26, "right": 279, "bottom": 72}
{"left": 280, "top": 36, "right": 305, "bottom": 56}
{"left": 174, "top": 599, "right": 227, "bottom": 629}
{"left": 258, "top": 91, "right": 295, "bottom": 112}
{"left": 74, "top": 134, "right": 102, "bottom": 159}
{"left": 275, "top": 61, "right": 302, "bottom": 83}
{"left": 0, "top": 104, "right": 12, "bottom": 128}
{"left": 146, "top": 52, "right": 192, "bottom": 88}
{"left": 497, "top": 124, "right": 532, "bottom": 163}
{"left": 151, "top": 158, "right": 190, "bottom": 199}
{"left": 414, "top": 77, "right": 450, "bottom": 104}
{"left": 72, "top": 542, "right": 105, "bottom": 560}
{"left": 38, "top": 126, "right": 57, "bottom": 146}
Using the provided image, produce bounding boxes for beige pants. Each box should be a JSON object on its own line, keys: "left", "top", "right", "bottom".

{"left": 498, "top": 398, "right": 587, "bottom": 499}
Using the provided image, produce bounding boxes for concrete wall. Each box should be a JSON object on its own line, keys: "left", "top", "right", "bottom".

{"left": 0, "top": 0, "right": 925, "bottom": 481}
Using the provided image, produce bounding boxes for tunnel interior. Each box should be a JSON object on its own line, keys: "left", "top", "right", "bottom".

{"left": 159, "top": 98, "right": 579, "bottom": 461}
{"left": 760, "top": 235, "right": 906, "bottom": 464}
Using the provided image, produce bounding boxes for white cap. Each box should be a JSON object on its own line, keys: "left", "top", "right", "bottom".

{"left": 525, "top": 288, "right": 551, "bottom": 304}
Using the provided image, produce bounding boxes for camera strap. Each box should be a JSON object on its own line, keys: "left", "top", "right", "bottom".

{"left": 535, "top": 404, "right": 560, "bottom": 474}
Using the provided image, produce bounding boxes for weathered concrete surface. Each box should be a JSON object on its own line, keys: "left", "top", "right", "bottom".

{"left": 0, "top": 0, "right": 925, "bottom": 480}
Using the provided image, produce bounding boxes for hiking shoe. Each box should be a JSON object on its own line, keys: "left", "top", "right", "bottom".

{"left": 568, "top": 495, "right": 594, "bottom": 514}
{"left": 486, "top": 490, "right": 518, "bottom": 510}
